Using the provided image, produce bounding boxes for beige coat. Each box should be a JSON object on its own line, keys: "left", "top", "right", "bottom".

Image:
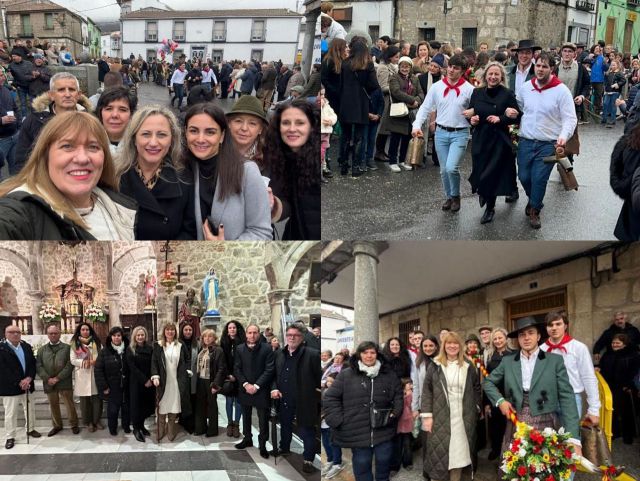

{"left": 70, "top": 342, "right": 99, "bottom": 397}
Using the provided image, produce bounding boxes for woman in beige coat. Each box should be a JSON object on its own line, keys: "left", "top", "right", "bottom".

{"left": 70, "top": 323, "right": 104, "bottom": 432}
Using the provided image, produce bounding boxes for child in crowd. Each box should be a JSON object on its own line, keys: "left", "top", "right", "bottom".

{"left": 396, "top": 378, "right": 415, "bottom": 471}
{"left": 320, "top": 86, "right": 337, "bottom": 183}
{"left": 321, "top": 373, "right": 345, "bottom": 479}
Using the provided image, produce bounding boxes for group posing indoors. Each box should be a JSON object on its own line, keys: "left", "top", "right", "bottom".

{"left": 0, "top": 319, "right": 322, "bottom": 474}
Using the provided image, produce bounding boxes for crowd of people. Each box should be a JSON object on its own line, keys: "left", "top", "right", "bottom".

{"left": 321, "top": 310, "right": 640, "bottom": 481}
{"left": 319, "top": 1, "right": 640, "bottom": 238}
{"left": 0, "top": 319, "right": 322, "bottom": 473}
{"left": 0, "top": 40, "right": 321, "bottom": 240}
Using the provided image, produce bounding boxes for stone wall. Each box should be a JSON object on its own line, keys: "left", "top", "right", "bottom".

{"left": 379, "top": 243, "right": 640, "bottom": 351}
{"left": 118, "top": 259, "right": 157, "bottom": 315}
{"left": 394, "top": 0, "right": 566, "bottom": 49}
{"left": 7, "top": 11, "right": 85, "bottom": 56}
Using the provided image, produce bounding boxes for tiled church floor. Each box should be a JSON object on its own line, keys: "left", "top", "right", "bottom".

{"left": 0, "top": 398, "right": 318, "bottom": 481}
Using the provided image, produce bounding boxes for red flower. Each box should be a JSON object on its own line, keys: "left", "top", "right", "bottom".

{"left": 570, "top": 464, "right": 577, "bottom": 472}
{"left": 533, "top": 446, "right": 541, "bottom": 454}
{"left": 517, "top": 466, "right": 527, "bottom": 477}
{"left": 607, "top": 466, "right": 617, "bottom": 475}
{"left": 564, "top": 449, "right": 572, "bottom": 459}
{"left": 545, "top": 475, "right": 555, "bottom": 481}
{"left": 529, "top": 465, "right": 537, "bottom": 473}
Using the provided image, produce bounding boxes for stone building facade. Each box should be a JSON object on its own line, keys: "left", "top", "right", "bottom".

{"left": 394, "top": 0, "right": 567, "bottom": 50}
{"left": 378, "top": 243, "right": 640, "bottom": 351}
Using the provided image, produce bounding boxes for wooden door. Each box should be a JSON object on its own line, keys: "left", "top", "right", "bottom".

{"left": 605, "top": 17, "right": 615, "bottom": 46}
{"left": 506, "top": 288, "right": 567, "bottom": 335}
{"left": 623, "top": 20, "right": 633, "bottom": 53}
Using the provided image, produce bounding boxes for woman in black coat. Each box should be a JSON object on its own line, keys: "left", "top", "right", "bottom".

{"left": 220, "top": 321, "right": 246, "bottom": 438}
{"left": 610, "top": 125, "right": 640, "bottom": 240}
{"left": 321, "top": 38, "right": 347, "bottom": 114}
{"left": 466, "top": 62, "right": 521, "bottom": 224}
{"left": 194, "top": 329, "right": 227, "bottom": 436}
{"left": 337, "top": 37, "right": 380, "bottom": 177}
{"left": 118, "top": 104, "right": 196, "bottom": 240}
{"left": 94, "top": 326, "right": 130, "bottom": 436}
{"left": 323, "top": 341, "right": 403, "bottom": 481}
{"left": 125, "top": 326, "right": 154, "bottom": 442}
{"left": 598, "top": 333, "right": 640, "bottom": 444}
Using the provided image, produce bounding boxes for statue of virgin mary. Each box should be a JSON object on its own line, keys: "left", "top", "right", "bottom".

{"left": 202, "top": 268, "right": 220, "bottom": 315}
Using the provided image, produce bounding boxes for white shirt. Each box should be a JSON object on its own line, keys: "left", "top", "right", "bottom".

{"left": 170, "top": 69, "right": 187, "bottom": 85}
{"left": 517, "top": 79, "right": 577, "bottom": 142}
{"left": 540, "top": 338, "right": 601, "bottom": 416}
{"left": 412, "top": 78, "right": 474, "bottom": 130}
{"left": 515, "top": 63, "right": 533, "bottom": 96}
{"left": 202, "top": 69, "right": 217, "bottom": 85}
{"left": 520, "top": 347, "right": 539, "bottom": 391}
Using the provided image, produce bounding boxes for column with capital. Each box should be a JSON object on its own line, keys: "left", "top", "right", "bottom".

{"left": 26, "top": 290, "right": 46, "bottom": 335}
{"left": 106, "top": 291, "right": 121, "bottom": 327}
{"left": 267, "top": 289, "right": 296, "bottom": 343}
{"left": 353, "top": 241, "right": 381, "bottom": 347}
{"left": 301, "top": 9, "right": 319, "bottom": 79}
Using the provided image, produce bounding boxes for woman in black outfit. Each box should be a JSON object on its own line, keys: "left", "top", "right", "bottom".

{"left": 94, "top": 326, "right": 130, "bottom": 436}
{"left": 465, "top": 62, "right": 521, "bottom": 224}
{"left": 126, "top": 326, "right": 154, "bottom": 442}
{"left": 179, "top": 323, "right": 198, "bottom": 434}
{"left": 610, "top": 123, "right": 640, "bottom": 240}
{"left": 194, "top": 329, "right": 227, "bottom": 436}
{"left": 483, "top": 328, "right": 514, "bottom": 459}
{"left": 599, "top": 333, "right": 640, "bottom": 444}
{"left": 220, "top": 320, "right": 246, "bottom": 437}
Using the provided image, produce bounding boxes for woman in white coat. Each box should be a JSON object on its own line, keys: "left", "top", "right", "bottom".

{"left": 70, "top": 323, "right": 104, "bottom": 432}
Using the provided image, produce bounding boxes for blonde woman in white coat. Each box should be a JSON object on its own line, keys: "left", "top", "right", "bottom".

{"left": 70, "top": 323, "right": 104, "bottom": 432}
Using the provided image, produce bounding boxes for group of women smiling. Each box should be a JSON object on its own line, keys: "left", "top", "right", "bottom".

{"left": 0, "top": 86, "right": 320, "bottom": 240}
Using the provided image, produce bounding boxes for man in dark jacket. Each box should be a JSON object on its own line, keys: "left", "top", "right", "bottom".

{"left": 270, "top": 324, "right": 321, "bottom": 473}
{"left": 323, "top": 342, "right": 403, "bottom": 481}
{"left": 36, "top": 324, "right": 79, "bottom": 436}
{"left": 15, "top": 72, "right": 88, "bottom": 170}
{"left": 554, "top": 43, "right": 590, "bottom": 124}
{"left": 0, "top": 70, "right": 20, "bottom": 179}
{"left": 234, "top": 323, "right": 275, "bottom": 458}
{"left": 220, "top": 61, "right": 233, "bottom": 99}
{"left": 240, "top": 64, "right": 258, "bottom": 96}
{"left": 8, "top": 48, "right": 34, "bottom": 119}
{"left": 1, "top": 325, "right": 41, "bottom": 449}
{"left": 98, "top": 54, "right": 111, "bottom": 87}
{"left": 28, "top": 54, "right": 52, "bottom": 98}
{"left": 277, "top": 65, "right": 293, "bottom": 102}
{"left": 257, "top": 61, "right": 277, "bottom": 111}
{"left": 593, "top": 311, "right": 640, "bottom": 361}
{"left": 299, "top": 63, "right": 321, "bottom": 99}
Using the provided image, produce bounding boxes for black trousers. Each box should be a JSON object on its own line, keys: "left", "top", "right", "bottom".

{"left": 221, "top": 80, "right": 230, "bottom": 99}
{"left": 194, "top": 378, "right": 219, "bottom": 436}
{"left": 241, "top": 404, "right": 269, "bottom": 448}
{"left": 488, "top": 406, "right": 506, "bottom": 453}
{"left": 107, "top": 391, "right": 130, "bottom": 433}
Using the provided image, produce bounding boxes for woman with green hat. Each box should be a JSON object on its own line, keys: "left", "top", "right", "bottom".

{"left": 226, "top": 95, "right": 268, "bottom": 166}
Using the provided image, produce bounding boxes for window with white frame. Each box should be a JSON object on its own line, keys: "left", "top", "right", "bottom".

{"left": 146, "top": 21, "right": 158, "bottom": 42}
{"left": 251, "top": 20, "right": 265, "bottom": 41}
{"left": 173, "top": 21, "right": 185, "bottom": 41}
{"left": 213, "top": 20, "right": 226, "bottom": 41}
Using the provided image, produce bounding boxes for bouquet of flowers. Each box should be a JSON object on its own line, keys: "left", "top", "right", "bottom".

{"left": 501, "top": 418, "right": 577, "bottom": 481}
{"left": 509, "top": 125, "right": 520, "bottom": 149}
{"left": 85, "top": 304, "right": 106, "bottom": 323}
{"left": 39, "top": 302, "right": 61, "bottom": 323}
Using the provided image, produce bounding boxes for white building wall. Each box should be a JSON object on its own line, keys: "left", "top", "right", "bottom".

{"left": 266, "top": 17, "right": 301, "bottom": 42}
{"left": 351, "top": 1, "right": 394, "bottom": 37}
{"left": 225, "top": 19, "right": 254, "bottom": 43}
{"left": 565, "top": 0, "right": 596, "bottom": 45}
{"left": 101, "top": 35, "right": 110, "bottom": 55}
{"left": 124, "top": 42, "right": 298, "bottom": 63}
{"left": 122, "top": 20, "right": 146, "bottom": 42}
{"left": 184, "top": 19, "right": 213, "bottom": 43}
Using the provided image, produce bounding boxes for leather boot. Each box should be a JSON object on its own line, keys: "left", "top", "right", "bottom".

{"left": 157, "top": 415, "right": 167, "bottom": 441}
{"left": 226, "top": 423, "right": 233, "bottom": 437}
{"left": 233, "top": 422, "right": 241, "bottom": 438}
{"left": 450, "top": 196, "right": 461, "bottom": 212}
{"left": 167, "top": 413, "right": 178, "bottom": 441}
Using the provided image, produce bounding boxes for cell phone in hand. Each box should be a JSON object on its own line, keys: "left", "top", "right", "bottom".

{"left": 206, "top": 216, "right": 219, "bottom": 236}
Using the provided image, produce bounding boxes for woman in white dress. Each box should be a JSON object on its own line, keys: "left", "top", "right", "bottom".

{"left": 421, "top": 331, "right": 481, "bottom": 481}
{"left": 70, "top": 323, "right": 104, "bottom": 432}
{"left": 151, "top": 323, "right": 190, "bottom": 441}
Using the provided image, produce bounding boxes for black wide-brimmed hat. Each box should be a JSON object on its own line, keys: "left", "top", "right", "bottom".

{"left": 513, "top": 40, "right": 541, "bottom": 52}
{"left": 507, "top": 316, "right": 543, "bottom": 338}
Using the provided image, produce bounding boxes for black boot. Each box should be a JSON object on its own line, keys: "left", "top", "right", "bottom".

{"left": 133, "top": 429, "right": 145, "bottom": 443}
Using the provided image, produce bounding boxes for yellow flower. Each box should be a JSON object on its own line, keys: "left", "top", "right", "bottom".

{"left": 542, "top": 454, "right": 550, "bottom": 463}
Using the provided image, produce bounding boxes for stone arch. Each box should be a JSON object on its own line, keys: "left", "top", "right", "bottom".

{"left": 264, "top": 241, "right": 320, "bottom": 292}
{"left": 0, "top": 247, "right": 34, "bottom": 290}
{"left": 112, "top": 244, "right": 156, "bottom": 290}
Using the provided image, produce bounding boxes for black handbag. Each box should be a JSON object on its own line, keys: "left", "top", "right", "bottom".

{"left": 220, "top": 379, "right": 236, "bottom": 396}
{"left": 370, "top": 404, "right": 393, "bottom": 429}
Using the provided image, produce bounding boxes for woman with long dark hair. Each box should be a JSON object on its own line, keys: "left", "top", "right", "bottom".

{"left": 178, "top": 323, "right": 198, "bottom": 434}
{"left": 125, "top": 326, "right": 154, "bottom": 442}
{"left": 69, "top": 322, "right": 103, "bottom": 432}
{"left": 194, "top": 329, "right": 227, "bottom": 436}
{"left": 220, "top": 320, "right": 246, "bottom": 437}
{"left": 183, "top": 103, "right": 271, "bottom": 240}
{"left": 321, "top": 38, "right": 348, "bottom": 117}
{"left": 94, "top": 326, "right": 130, "bottom": 436}
{"left": 610, "top": 123, "right": 640, "bottom": 240}
{"left": 263, "top": 99, "right": 321, "bottom": 240}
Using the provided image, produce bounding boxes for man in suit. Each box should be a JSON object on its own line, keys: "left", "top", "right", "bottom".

{"left": 234, "top": 323, "right": 275, "bottom": 458}
{"left": 483, "top": 316, "right": 581, "bottom": 456}
{"left": 0, "top": 325, "right": 41, "bottom": 449}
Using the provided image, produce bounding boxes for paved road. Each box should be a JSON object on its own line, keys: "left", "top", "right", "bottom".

{"left": 321, "top": 122, "right": 624, "bottom": 240}
{"left": 136, "top": 81, "right": 237, "bottom": 113}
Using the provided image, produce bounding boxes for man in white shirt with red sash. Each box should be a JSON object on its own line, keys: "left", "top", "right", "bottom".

{"left": 506, "top": 52, "right": 577, "bottom": 229}
{"left": 412, "top": 54, "right": 474, "bottom": 213}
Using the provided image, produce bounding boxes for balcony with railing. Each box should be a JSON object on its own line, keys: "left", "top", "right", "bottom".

{"left": 212, "top": 24, "right": 226, "bottom": 42}
{"left": 576, "top": 0, "right": 596, "bottom": 11}
{"left": 629, "top": 0, "right": 640, "bottom": 8}
{"left": 145, "top": 29, "right": 158, "bottom": 42}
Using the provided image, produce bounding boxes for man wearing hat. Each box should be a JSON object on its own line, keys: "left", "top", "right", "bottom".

{"left": 28, "top": 54, "right": 52, "bottom": 98}
{"left": 554, "top": 43, "right": 590, "bottom": 129}
{"left": 8, "top": 48, "right": 34, "bottom": 119}
{"left": 483, "top": 317, "right": 581, "bottom": 456}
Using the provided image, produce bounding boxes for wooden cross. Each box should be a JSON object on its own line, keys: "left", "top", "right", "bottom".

{"left": 176, "top": 264, "right": 188, "bottom": 283}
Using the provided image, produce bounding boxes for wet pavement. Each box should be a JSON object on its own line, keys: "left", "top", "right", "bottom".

{"left": 321, "top": 122, "right": 625, "bottom": 240}
{"left": 136, "top": 80, "right": 237, "bottom": 113}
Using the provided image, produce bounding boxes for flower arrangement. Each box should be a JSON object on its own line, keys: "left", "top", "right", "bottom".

{"left": 509, "top": 125, "right": 520, "bottom": 149}
{"left": 85, "top": 304, "right": 106, "bottom": 323}
{"left": 39, "top": 302, "right": 61, "bottom": 323}
{"left": 501, "top": 417, "right": 577, "bottom": 481}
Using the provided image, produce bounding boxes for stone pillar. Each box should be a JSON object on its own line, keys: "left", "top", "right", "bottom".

{"left": 268, "top": 289, "right": 296, "bottom": 342}
{"left": 301, "top": 9, "right": 319, "bottom": 78}
{"left": 26, "top": 290, "right": 46, "bottom": 335}
{"left": 106, "top": 291, "right": 121, "bottom": 327}
{"left": 353, "top": 241, "right": 380, "bottom": 346}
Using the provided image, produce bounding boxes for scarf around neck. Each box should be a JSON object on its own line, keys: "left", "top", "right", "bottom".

{"left": 545, "top": 333, "right": 573, "bottom": 353}
{"left": 112, "top": 342, "right": 125, "bottom": 355}
{"left": 358, "top": 359, "right": 381, "bottom": 378}
{"left": 531, "top": 75, "right": 562, "bottom": 93}
{"left": 443, "top": 76, "right": 466, "bottom": 97}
